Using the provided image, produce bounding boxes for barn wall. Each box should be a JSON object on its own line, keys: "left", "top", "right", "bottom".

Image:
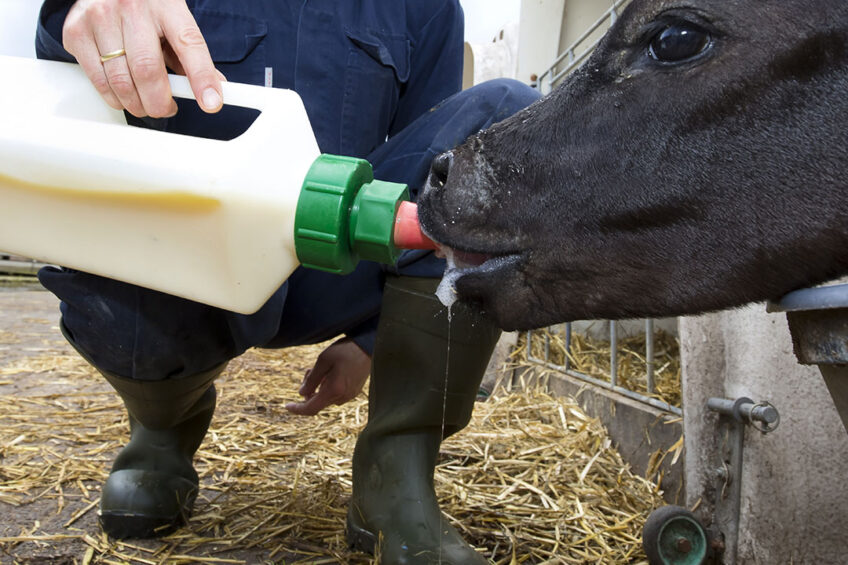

{"left": 681, "top": 305, "right": 848, "bottom": 564}
{"left": 516, "top": 0, "right": 565, "bottom": 84}
{"left": 557, "top": 0, "right": 612, "bottom": 62}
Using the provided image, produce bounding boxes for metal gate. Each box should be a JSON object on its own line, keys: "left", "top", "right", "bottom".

{"left": 524, "top": 321, "right": 682, "bottom": 415}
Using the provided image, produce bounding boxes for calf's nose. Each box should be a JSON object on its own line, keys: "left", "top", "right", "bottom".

{"left": 425, "top": 151, "right": 454, "bottom": 194}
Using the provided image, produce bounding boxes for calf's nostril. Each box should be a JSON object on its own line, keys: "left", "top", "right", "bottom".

{"left": 428, "top": 151, "right": 453, "bottom": 190}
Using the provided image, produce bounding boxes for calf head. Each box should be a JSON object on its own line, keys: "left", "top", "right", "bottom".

{"left": 419, "top": 0, "right": 848, "bottom": 330}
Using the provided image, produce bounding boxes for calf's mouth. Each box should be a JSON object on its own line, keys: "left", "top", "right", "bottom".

{"left": 429, "top": 244, "right": 523, "bottom": 308}
{"left": 419, "top": 150, "right": 528, "bottom": 309}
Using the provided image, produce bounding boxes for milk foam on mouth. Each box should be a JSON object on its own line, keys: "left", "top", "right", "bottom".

{"left": 435, "top": 248, "right": 464, "bottom": 308}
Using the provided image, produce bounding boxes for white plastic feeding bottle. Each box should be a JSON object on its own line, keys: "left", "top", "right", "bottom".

{"left": 0, "top": 56, "right": 437, "bottom": 314}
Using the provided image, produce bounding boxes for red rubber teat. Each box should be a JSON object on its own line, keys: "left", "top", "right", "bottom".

{"left": 393, "top": 201, "right": 438, "bottom": 250}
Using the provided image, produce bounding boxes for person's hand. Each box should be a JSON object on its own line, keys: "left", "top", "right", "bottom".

{"left": 285, "top": 338, "right": 371, "bottom": 416}
{"left": 62, "top": 0, "right": 224, "bottom": 118}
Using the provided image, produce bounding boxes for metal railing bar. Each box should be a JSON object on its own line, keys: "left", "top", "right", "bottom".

{"left": 0, "top": 259, "right": 48, "bottom": 275}
{"left": 524, "top": 320, "right": 679, "bottom": 415}
{"left": 646, "top": 319, "right": 655, "bottom": 395}
{"left": 549, "top": 0, "right": 629, "bottom": 72}
{"left": 536, "top": 0, "right": 631, "bottom": 92}
{"left": 610, "top": 321, "right": 618, "bottom": 388}
{"left": 547, "top": 34, "right": 604, "bottom": 88}
{"left": 524, "top": 356, "right": 683, "bottom": 416}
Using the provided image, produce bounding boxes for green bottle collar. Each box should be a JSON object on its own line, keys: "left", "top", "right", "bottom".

{"left": 294, "top": 154, "right": 410, "bottom": 274}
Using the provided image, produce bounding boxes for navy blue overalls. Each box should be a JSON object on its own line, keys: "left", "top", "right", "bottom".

{"left": 34, "top": 0, "right": 541, "bottom": 381}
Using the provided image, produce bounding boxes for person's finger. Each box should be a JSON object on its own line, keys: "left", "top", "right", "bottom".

{"left": 162, "top": 44, "right": 226, "bottom": 81}
{"left": 285, "top": 387, "right": 338, "bottom": 416}
{"left": 62, "top": 3, "right": 122, "bottom": 109}
{"left": 333, "top": 383, "right": 359, "bottom": 405}
{"left": 90, "top": 12, "right": 146, "bottom": 117}
{"left": 159, "top": 3, "right": 222, "bottom": 112}
{"left": 121, "top": 3, "right": 177, "bottom": 117}
{"left": 67, "top": 36, "right": 123, "bottom": 110}
{"left": 299, "top": 368, "right": 323, "bottom": 398}
{"left": 161, "top": 41, "right": 184, "bottom": 74}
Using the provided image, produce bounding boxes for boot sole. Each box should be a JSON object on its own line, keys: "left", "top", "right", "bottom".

{"left": 100, "top": 469, "right": 198, "bottom": 539}
{"left": 346, "top": 507, "right": 490, "bottom": 564}
{"left": 346, "top": 515, "right": 378, "bottom": 554}
{"left": 99, "top": 512, "right": 184, "bottom": 539}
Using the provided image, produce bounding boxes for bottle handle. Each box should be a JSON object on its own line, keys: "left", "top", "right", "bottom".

{"left": 167, "top": 73, "right": 278, "bottom": 111}
{"left": 166, "top": 73, "right": 318, "bottom": 154}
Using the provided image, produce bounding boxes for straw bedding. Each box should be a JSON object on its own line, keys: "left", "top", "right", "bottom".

{"left": 1, "top": 327, "right": 664, "bottom": 563}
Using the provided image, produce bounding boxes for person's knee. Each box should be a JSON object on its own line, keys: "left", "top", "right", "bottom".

{"left": 39, "top": 267, "right": 245, "bottom": 380}
{"left": 367, "top": 78, "right": 541, "bottom": 187}
{"left": 471, "top": 78, "right": 541, "bottom": 120}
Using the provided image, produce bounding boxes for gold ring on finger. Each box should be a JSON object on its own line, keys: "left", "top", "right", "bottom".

{"left": 99, "top": 48, "right": 127, "bottom": 63}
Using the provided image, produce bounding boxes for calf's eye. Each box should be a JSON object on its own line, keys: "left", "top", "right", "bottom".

{"left": 649, "top": 23, "right": 711, "bottom": 63}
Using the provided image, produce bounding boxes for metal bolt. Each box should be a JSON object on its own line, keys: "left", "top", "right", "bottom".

{"left": 676, "top": 538, "right": 692, "bottom": 554}
{"left": 752, "top": 403, "right": 779, "bottom": 425}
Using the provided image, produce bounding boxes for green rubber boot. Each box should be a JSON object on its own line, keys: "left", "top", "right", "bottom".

{"left": 98, "top": 367, "right": 224, "bottom": 539}
{"left": 346, "top": 276, "right": 501, "bottom": 564}
{"left": 61, "top": 323, "right": 224, "bottom": 539}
